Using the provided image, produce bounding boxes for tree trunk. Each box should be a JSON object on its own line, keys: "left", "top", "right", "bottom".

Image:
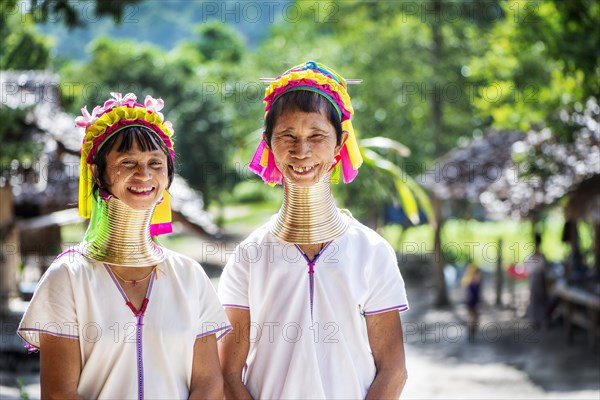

{"left": 594, "top": 222, "right": 599, "bottom": 276}
{"left": 433, "top": 195, "right": 449, "bottom": 306}
{"left": 567, "top": 219, "right": 580, "bottom": 276}
{"left": 428, "top": 0, "right": 449, "bottom": 307}
{"left": 0, "top": 185, "right": 20, "bottom": 316}
{"left": 495, "top": 238, "right": 503, "bottom": 307}
{"left": 431, "top": 0, "right": 444, "bottom": 157}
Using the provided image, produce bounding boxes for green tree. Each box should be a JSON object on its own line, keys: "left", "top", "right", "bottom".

{"left": 192, "top": 21, "right": 245, "bottom": 63}
{"left": 1, "top": 0, "right": 142, "bottom": 28}
{"left": 0, "top": 107, "right": 44, "bottom": 166}
{"left": 172, "top": 22, "right": 259, "bottom": 206}
{"left": 0, "top": 8, "right": 51, "bottom": 172}
{"left": 59, "top": 37, "right": 174, "bottom": 112}
{"left": 0, "top": 11, "right": 51, "bottom": 70}
{"left": 468, "top": 0, "right": 599, "bottom": 132}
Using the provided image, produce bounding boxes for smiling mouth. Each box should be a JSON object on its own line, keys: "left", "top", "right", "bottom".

{"left": 127, "top": 186, "right": 155, "bottom": 195}
{"left": 290, "top": 164, "right": 318, "bottom": 174}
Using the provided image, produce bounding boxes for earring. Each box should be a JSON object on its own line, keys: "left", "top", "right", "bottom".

{"left": 328, "top": 154, "right": 342, "bottom": 171}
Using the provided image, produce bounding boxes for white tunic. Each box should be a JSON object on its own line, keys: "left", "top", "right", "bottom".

{"left": 18, "top": 247, "right": 230, "bottom": 399}
{"left": 218, "top": 216, "right": 409, "bottom": 399}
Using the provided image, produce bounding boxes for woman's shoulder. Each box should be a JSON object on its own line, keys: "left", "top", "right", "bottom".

{"left": 40, "top": 247, "right": 97, "bottom": 282}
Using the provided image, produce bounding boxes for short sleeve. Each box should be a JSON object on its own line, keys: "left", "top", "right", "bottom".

{"left": 196, "top": 267, "right": 232, "bottom": 341}
{"left": 18, "top": 262, "right": 79, "bottom": 351}
{"left": 362, "top": 240, "right": 409, "bottom": 316}
{"left": 218, "top": 244, "right": 250, "bottom": 309}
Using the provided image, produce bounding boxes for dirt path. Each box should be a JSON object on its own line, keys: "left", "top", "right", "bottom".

{"left": 399, "top": 284, "right": 599, "bottom": 399}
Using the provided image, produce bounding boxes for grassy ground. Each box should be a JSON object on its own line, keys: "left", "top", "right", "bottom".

{"left": 381, "top": 216, "right": 568, "bottom": 269}
{"left": 381, "top": 209, "right": 595, "bottom": 270}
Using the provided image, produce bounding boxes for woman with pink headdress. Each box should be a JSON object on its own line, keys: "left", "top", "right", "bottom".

{"left": 18, "top": 93, "right": 230, "bottom": 398}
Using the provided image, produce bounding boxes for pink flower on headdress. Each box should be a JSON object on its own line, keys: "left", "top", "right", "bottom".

{"left": 74, "top": 105, "right": 103, "bottom": 128}
{"left": 163, "top": 120, "right": 173, "bottom": 133}
{"left": 144, "top": 95, "right": 165, "bottom": 121}
{"left": 103, "top": 92, "right": 138, "bottom": 111}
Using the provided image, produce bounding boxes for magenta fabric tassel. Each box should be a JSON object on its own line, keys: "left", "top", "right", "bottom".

{"left": 249, "top": 140, "right": 267, "bottom": 175}
{"left": 150, "top": 222, "right": 173, "bottom": 236}
{"left": 248, "top": 140, "right": 283, "bottom": 184}
{"left": 340, "top": 146, "right": 358, "bottom": 183}
{"left": 263, "top": 149, "right": 283, "bottom": 184}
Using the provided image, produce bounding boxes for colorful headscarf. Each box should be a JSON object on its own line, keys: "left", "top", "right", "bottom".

{"left": 76, "top": 92, "right": 175, "bottom": 236}
{"left": 249, "top": 60, "right": 363, "bottom": 184}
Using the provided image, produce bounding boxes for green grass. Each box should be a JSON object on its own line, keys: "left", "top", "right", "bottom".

{"left": 380, "top": 210, "right": 579, "bottom": 271}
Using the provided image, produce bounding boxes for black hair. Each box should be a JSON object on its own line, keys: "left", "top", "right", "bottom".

{"left": 264, "top": 90, "right": 343, "bottom": 147}
{"left": 92, "top": 126, "right": 175, "bottom": 193}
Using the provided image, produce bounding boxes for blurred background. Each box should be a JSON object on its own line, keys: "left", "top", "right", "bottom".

{"left": 1, "top": 0, "right": 599, "bottom": 398}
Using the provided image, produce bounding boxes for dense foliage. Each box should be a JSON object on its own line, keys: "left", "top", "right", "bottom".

{"left": 3, "top": 0, "right": 598, "bottom": 216}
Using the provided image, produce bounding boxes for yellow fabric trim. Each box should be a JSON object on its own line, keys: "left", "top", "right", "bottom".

{"left": 342, "top": 120, "right": 363, "bottom": 169}
{"left": 265, "top": 70, "right": 353, "bottom": 115}
{"left": 79, "top": 159, "right": 94, "bottom": 218}
{"left": 80, "top": 106, "right": 173, "bottom": 163}
{"left": 151, "top": 191, "right": 172, "bottom": 226}
{"left": 259, "top": 147, "right": 270, "bottom": 168}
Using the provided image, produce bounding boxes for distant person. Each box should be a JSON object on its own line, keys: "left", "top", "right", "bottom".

{"left": 18, "top": 93, "right": 229, "bottom": 398}
{"left": 524, "top": 233, "right": 548, "bottom": 328}
{"left": 566, "top": 248, "right": 587, "bottom": 284}
{"left": 462, "top": 263, "right": 482, "bottom": 342}
{"left": 218, "top": 61, "right": 409, "bottom": 399}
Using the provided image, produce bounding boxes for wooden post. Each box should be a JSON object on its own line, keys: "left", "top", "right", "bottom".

{"left": 567, "top": 219, "right": 580, "bottom": 276}
{"left": 433, "top": 195, "right": 449, "bottom": 306}
{"left": 495, "top": 238, "right": 503, "bottom": 307}
{"left": 595, "top": 222, "right": 600, "bottom": 276}
{"left": 0, "top": 185, "right": 20, "bottom": 315}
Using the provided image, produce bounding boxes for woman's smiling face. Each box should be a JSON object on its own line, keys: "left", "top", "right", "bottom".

{"left": 268, "top": 109, "right": 347, "bottom": 186}
{"left": 97, "top": 135, "right": 168, "bottom": 210}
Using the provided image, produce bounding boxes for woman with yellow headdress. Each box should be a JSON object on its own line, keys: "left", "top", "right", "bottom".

{"left": 18, "top": 93, "right": 230, "bottom": 398}
{"left": 218, "top": 62, "right": 409, "bottom": 399}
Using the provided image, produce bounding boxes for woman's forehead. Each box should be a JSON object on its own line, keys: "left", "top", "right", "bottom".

{"left": 109, "top": 134, "right": 165, "bottom": 156}
{"left": 275, "top": 110, "right": 332, "bottom": 128}
{"left": 276, "top": 109, "right": 329, "bottom": 121}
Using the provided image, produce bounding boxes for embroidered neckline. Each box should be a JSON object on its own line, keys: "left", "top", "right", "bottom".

{"left": 110, "top": 266, "right": 159, "bottom": 286}
{"left": 295, "top": 241, "right": 333, "bottom": 321}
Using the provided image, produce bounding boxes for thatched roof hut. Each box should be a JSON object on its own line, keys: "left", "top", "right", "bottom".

{"left": 420, "top": 98, "right": 599, "bottom": 277}
{"left": 481, "top": 99, "right": 600, "bottom": 220}
{"left": 419, "top": 130, "right": 524, "bottom": 220}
